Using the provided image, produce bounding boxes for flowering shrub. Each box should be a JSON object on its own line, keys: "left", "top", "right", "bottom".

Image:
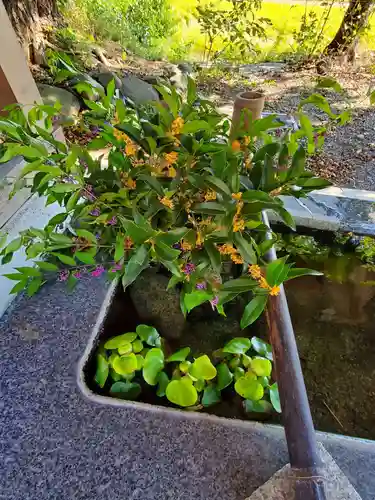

{"left": 0, "top": 78, "right": 333, "bottom": 327}
{"left": 95, "top": 324, "right": 280, "bottom": 412}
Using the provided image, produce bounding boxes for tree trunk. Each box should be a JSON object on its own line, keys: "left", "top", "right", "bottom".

{"left": 2, "top": 0, "right": 58, "bottom": 62}
{"left": 324, "top": 0, "right": 373, "bottom": 56}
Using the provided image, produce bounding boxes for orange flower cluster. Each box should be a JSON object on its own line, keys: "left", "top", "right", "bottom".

{"left": 170, "top": 117, "right": 184, "bottom": 136}
{"left": 159, "top": 196, "right": 174, "bottom": 209}
{"left": 121, "top": 173, "right": 136, "bottom": 190}
{"left": 233, "top": 201, "right": 245, "bottom": 233}
{"left": 181, "top": 239, "right": 192, "bottom": 251}
{"left": 124, "top": 236, "right": 133, "bottom": 250}
{"left": 231, "top": 140, "right": 241, "bottom": 152}
{"left": 232, "top": 192, "right": 242, "bottom": 201}
{"left": 248, "top": 265, "right": 280, "bottom": 296}
{"left": 204, "top": 190, "right": 217, "bottom": 201}
{"left": 217, "top": 243, "right": 244, "bottom": 265}
{"left": 164, "top": 151, "right": 178, "bottom": 166}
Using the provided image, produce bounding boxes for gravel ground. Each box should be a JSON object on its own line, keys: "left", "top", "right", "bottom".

{"left": 198, "top": 61, "right": 375, "bottom": 190}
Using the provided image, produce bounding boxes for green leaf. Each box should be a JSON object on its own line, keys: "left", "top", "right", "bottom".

{"left": 166, "top": 377, "right": 198, "bottom": 407}
{"left": 3, "top": 273, "right": 25, "bottom": 281}
{"left": 74, "top": 251, "right": 96, "bottom": 265}
{"left": 156, "top": 227, "right": 189, "bottom": 246}
{"left": 251, "top": 357, "right": 272, "bottom": 377}
{"left": 240, "top": 295, "right": 268, "bottom": 329}
{"left": 112, "top": 353, "right": 138, "bottom": 375}
{"left": 235, "top": 374, "right": 264, "bottom": 400}
{"left": 184, "top": 290, "right": 212, "bottom": 312}
{"left": 286, "top": 268, "right": 323, "bottom": 281}
{"left": 110, "top": 381, "right": 141, "bottom": 400}
{"left": 5, "top": 237, "right": 22, "bottom": 254}
{"left": 202, "top": 385, "right": 221, "bottom": 407}
{"left": 182, "top": 120, "right": 211, "bottom": 134}
{"left": 118, "top": 343, "right": 132, "bottom": 355}
{"left": 205, "top": 241, "right": 221, "bottom": 273}
{"left": 221, "top": 276, "right": 257, "bottom": 293}
{"left": 143, "top": 348, "right": 165, "bottom": 385}
{"left": 154, "top": 241, "right": 180, "bottom": 262}
{"left": 138, "top": 174, "right": 164, "bottom": 196}
{"left": 75, "top": 229, "right": 97, "bottom": 243}
{"left": 87, "top": 138, "right": 109, "bottom": 150}
{"left": 187, "top": 76, "right": 197, "bottom": 105}
{"left": 251, "top": 337, "right": 273, "bottom": 361}
{"left": 156, "top": 371, "right": 170, "bottom": 397}
{"left": 122, "top": 244, "right": 149, "bottom": 289}
{"left": 189, "top": 355, "right": 217, "bottom": 381}
{"left": 272, "top": 206, "right": 296, "bottom": 230}
{"left": 104, "top": 332, "right": 137, "bottom": 349}
{"left": 243, "top": 399, "right": 273, "bottom": 413}
{"left": 121, "top": 219, "right": 155, "bottom": 244}
{"left": 233, "top": 233, "right": 257, "bottom": 264}
{"left": 242, "top": 190, "right": 275, "bottom": 203}
{"left": 9, "top": 280, "right": 27, "bottom": 294}
{"left": 52, "top": 253, "right": 76, "bottom": 266}
{"left": 299, "top": 94, "right": 335, "bottom": 118}
{"left": 167, "top": 347, "right": 191, "bottom": 362}
{"left": 223, "top": 337, "right": 251, "bottom": 354}
{"left": 370, "top": 90, "right": 375, "bottom": 106}
{"left": 114, "top": 234, "right": 125, "bottom": 263}
{"left": 26, "top": 242, "right": 44, "bottom": 259}
{"left": 15, "top": 266, "right": 41, "bottom": 277}
{"left": 52, "top": 183, "right": 80, "bottom": 193}
{"left": 316, "top": 77, "right": 342, "bottom": 93}
{"left": 204, "top": 176, "right": 231, "bottom": 198}
{"left": 95, "top": 353, "right": 109, "bottom": 388}
{"left": 191, "top": 202, "right": 227, "bottom": 215}
{"left": 288, "top": 146, "right": 306, "bottom": 180}
{"left": 27, "top": 277, "right": 43, "bottom": 297}
{"left": 136, "top": 324, "right": 161, "bottom": 347}
{"left": 265, "top": 257, "right": 289, "bottom": 286}
{"left": 270, "top": 382, "right": 281, "bottom": 413}
{"left": 216, "top": 363, "right": 233, "bottom": 390}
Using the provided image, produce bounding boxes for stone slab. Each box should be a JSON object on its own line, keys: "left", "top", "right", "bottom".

{"left": 246, "top": 443, "right": 362, "bottom": 500}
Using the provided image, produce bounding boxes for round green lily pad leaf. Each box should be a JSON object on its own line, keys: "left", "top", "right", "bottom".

{"left": 222, "top": 337, "right": 251, "bottom": 354}
{"left": 202, "top": 385, "right": 221, "bottom": 407}
{"left": 110, "top": 381, "right": 141, "bottom": 400}
{"left": 156, "top": 371, "right": 169, "bottom": 397}
{"left": 216, "top": 363, "right": 233, "bottom": 391}
{"left": 179, "top": 360, "right": 191, "bottom": 373}
{"left": 136, "top": 324, "right": 161, "bottom": 346}
{"left": 94, "top": 353, "right": 108, "bottom": 388}
{"left": 229, "top": 357, "right": 241, "bottom": 370}
{"left": 166, "top": 377, "right": 198, "bottom": 407}
{"left": 136, "top": 354, "right": 144, "bottom": 370}
{"left": 167, "top": 347, "right": 191, "bottom": 363}
{"left": 142, "top": 348, "right": 164, "bottom": 385}
{"left": 234, "top": 367, "right": 245, "bottom": 381}
{"left": 194, "top": 379, "right": 206, "bottom": 392}
{"left": 235, "top": 375, "right": 264, "bottom": 400}
{"left": 243, "top": 399, "right": 273, "bottom": 414}
{"left": 118, "top": 342, "right": 132, "bottom": 355}
{"left": 251, "top": 357, "right": 272, "bottom": 377}
{"left": 132, "top": 339, "right": 143, "bottom": 353}
{"left": 242, "top": 354, "right": 252, "bottom": 368}
{"left": 189, "top": 355, "right": 217, "bottom": 381}
{"left": 251, "top": 336, "right": 273, "bottom": 360}
{"left": 270, "top": 382, "right": 281, "bottom": 413}
{"left": 112, "top": 353, "right": 138, "bottom": 375}
{"left": 104, "top": 332, "right": 137, "bottom": 349}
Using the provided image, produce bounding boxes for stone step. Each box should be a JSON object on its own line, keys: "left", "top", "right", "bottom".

{"left": 246, "top": 443, "right": 362, "bottom": 500}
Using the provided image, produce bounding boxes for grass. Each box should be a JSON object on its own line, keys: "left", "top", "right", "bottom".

{"left": 60, "top": 0, "right": 375, "bottom": 63}
{"left": 168, "top": 0, "right": 375, "bottom": 62}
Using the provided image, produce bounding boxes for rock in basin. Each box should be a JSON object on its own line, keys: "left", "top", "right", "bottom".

{"left": 130, "top": 268, "right": 184, "bottom": 339}
{"left": 37, "top": 84, "right": 80, "bottom": 122}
